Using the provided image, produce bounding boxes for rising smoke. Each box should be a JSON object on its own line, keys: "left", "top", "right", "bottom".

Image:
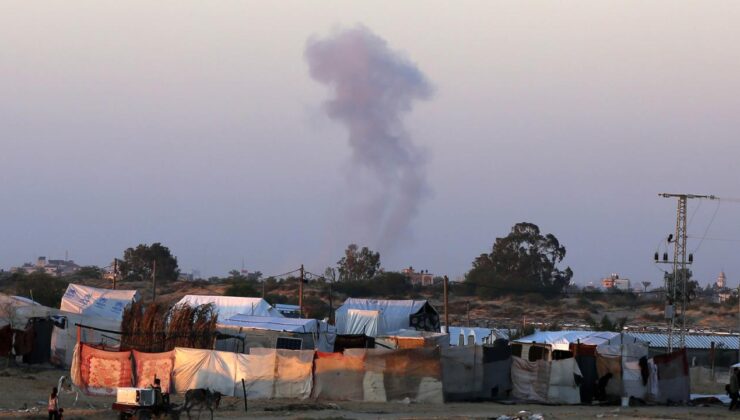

{"left": 305, "top": 25, "right": 433, "bottom": 251}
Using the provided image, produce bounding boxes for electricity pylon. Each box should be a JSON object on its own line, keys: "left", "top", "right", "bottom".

{"left": 657, "top": 193, "right": 717, "bottom": 350}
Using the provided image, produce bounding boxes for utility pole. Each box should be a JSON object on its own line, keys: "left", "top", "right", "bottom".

{"left": 657, "top": 193, "right": 717, "bottom": 350}
{"left": 299, "top": 264, "right": 304, "bottom": 318}
{"left": 152, "top": 260, "right": 157, "bottom": 301}
{"left": 443, "top": 276, "right": 449, "bottom": 333}
{"left": 112, "top": 259, "right": 118, "bottom": 290}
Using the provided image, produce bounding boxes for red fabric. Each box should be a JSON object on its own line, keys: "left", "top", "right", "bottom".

{"left": 132, "top": 350, "right": 175, "bottom": 393}
{"left": 0, "top": 326, "right": 12, "bottom": 356}
{"left": 653, "top": 348, "right": 689, "bottom": 377}
{"left": 80, "top": 344, "right": 133, "bottom": 395}
{"left": 316, "top": 351, "right": 344, "bottom": 359}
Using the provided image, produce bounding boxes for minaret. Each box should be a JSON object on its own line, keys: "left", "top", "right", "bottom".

{"left": 716, "top": 271, "right": 726, "bottom": 288}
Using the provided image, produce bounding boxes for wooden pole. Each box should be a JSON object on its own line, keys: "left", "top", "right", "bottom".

{"left": 299, "top": 264, "right": 304, "bottom": 318}
{"left": 443, "top": 276, "right": 449, "bottom": 332}
{"left": 466, "top": 301, "right": 471, "bottom": 327}
{"left": 152, "top": 260, "right": 157, "bottom": 301}
{"left": 112, "top": 259, "right": 118, "bottom": 290}
{"left": 241, "top": 378, "right": 248, "bottom": 412}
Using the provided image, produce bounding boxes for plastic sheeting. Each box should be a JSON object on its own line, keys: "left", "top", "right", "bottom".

{"left": 0, "top": 294, "right": 54, "bottom": 329}
{"left": 596, "top": 343, "right": 649, "bottom": 400}
{"left": 376, "top": 329, "right": 449, "bottom": 350}
{"left": 312, "top": 352, "right": 366, "bottom": 401}
{"left": 171, "top": 347, "right": 315, "bottom": 399}
{"left": 51, "top": 312, "right": 122, "bottom": 367}
{"left": 132, "top": 350, "right": 175, "bottom": 393}
{"left": 654, "top": 348, "right": 690, "bottom": 404}
{"left": 547, "top": 357, "right": 582, "bottom": 404}
{"left": 79, "top": 344, "right": 133, "bottom": 396}
{"left": 335, "top": 299, "right": 437, "bottom": 337}
{"left": 483, "top": 342, "right": 513, "bottom": 400}
{"left": 222, "top": 315, "right": 319, "bottom": 332}
{"left": 441, "top": 346, "right": 484, "bottom": 401}
{"left": 176, "top": 295, "right": 282, "bottom": 319}
{"left": 173, "top": 348, "right": 238, "bottom": 396}
{"left": 512, "top": 356, "right": 550, "bottom": 403}
{"left": 514, "top": 331, "right": 640, "bottom": 351}
{"left": 60, "top": 284, "right": 138, "bottom": 320}
{"left": 357, "top": 348, "right": 444, "bottom": 403}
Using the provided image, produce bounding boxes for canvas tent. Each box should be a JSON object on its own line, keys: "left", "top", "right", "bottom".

{"left": 176, "top": 295, "right": 282, "bottom": 320}
{"left": 51, "top": 284, "right": 138, "bottom": 366}
{"left": 335, "top": 298, "right": 440, "bottom": 337}
{"left": 216, "top": 314, "right": 336, "bottom": 352}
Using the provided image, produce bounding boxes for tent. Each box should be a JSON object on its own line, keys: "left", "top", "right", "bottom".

{"left": 51, "top": 284, "right": 138, "bottom": 366}
{"left": 176, "top": 295, "right": 282, "bottom": 320}
{"left": 59, "top": 284, "right": 139, "bottom": 319}
{"left": 512, "top": 330, "right": 645, "bottom": 361}
{"left": 335, "top": 299, "right": 440, "bottom": 337}
{"left": 216, "top": 314, "right": 335, "bottom": 352}
{"left": 375, "top": 329, "right": 449, "bottom": 350}
{"left": 511, "top": 356, "right": 582, "bottom": 404}
{"left": 0, "top": 294, "right": 55, "bottom": 329}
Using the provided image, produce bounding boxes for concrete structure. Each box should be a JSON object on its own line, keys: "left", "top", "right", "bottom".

{"left": 12, "top": 256, "right": 80, "bottom": 277}
{"left": 402, "top": 266, "right": 434, "bottom": 287}
{"left": 717, "top": 271, "right": 727, "bottom": 288}
{"left": 601, "top": 273, "right": 630, "bottom": 291}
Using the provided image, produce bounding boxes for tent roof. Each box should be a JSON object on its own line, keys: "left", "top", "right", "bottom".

{"left": 60, "top": 284, "right": 138, "bottom": 321}
{"left": 176, "top": 295, "right": 282, "bottom": 320}
{"left": 220, "top": 314, "right": 319, "bottom": 333}
{"left": 0, "top": 294, "right": 56, "bottom": 328}
{"left": 514, "top": 330, "right": 644, "bottom": 351}
{"left": 338, "top": 298, "right": 432, "bottom": 316}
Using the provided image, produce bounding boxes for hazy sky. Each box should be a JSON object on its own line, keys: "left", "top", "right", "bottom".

{"left": 2, "top": 1, "right": 739, "bottom": 286}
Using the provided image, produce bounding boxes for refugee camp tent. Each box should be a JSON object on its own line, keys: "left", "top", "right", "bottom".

{"left": 51, "top": 284, "right": 138, "bottom": 366}
{"left": 511, "top": 356, "right": 583, "bottom": 404}
{"left": 176, "top": 295, "right": 282, "bottom": 320}
{"left": 512, "top": 330, "right": 641, "bottom": 361}
{"left": 0, "top": 294, "right": 54, "bottom": 328}
{"left": 335, "top": 298, "right": 440, "bottom": 337}
{"left": 375, "top": 329, "right": 449, "bottom": 350}
{"left": 216, "top": 314, "right": 335, "bottom": 352}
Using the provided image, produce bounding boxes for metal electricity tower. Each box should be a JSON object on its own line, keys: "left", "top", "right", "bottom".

{"left": 656, "top": 193, "right": 717, "bottom": 350}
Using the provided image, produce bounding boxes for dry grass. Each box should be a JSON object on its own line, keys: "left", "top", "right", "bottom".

{"left": 121, "top": 302, "right": 218, "bottom": 352}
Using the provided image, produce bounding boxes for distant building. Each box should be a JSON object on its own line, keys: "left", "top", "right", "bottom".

{"left": 601, "top": 273, "right": 630, "bottom": 291}
{"left": 402, "top": 266, "right": 434, "bottom": 287}
{"left": 11, "top": 256, "right": 80, "bottom": 277}
{"left": 716, "top": 271, "right": 727, "bottom": 288}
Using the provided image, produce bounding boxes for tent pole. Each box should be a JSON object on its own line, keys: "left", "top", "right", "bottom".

{"left": 299, "top": 265, "right": 304, "bottom": 318}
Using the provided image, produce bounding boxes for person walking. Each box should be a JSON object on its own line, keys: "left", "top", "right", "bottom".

{"left": 48, "top": 387, "right": 60, "bottom": 420}
{"left": 729, "top": 367, "right": 740, "bottom": 411}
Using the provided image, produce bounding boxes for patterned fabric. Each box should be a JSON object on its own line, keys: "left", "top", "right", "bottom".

{"left": 79, "top": 344, "right": 132, "bottom": 395}
{"left": 133, "top": 350, "right": 175, "bottom": 393}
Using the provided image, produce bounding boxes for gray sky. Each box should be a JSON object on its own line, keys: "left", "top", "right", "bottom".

{"left": 2, "top": 1, "right": 739, "bottom": 286}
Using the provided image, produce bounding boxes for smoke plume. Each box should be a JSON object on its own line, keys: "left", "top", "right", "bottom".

{"left": 305, "top": 25, "right": 433, "bottom": 250}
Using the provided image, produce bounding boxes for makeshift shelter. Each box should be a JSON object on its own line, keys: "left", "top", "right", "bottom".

{"left": 176, "top": 295, "right": 282, "bottom": 320}
{"left": 482, "top": 339, "right": 513, "bottom": 400}
{"left": 511, "top": 356, "right": 582, "bottom": 404}
{"left": 216, "top": 314, "right": 336, "bottom": 353}
{"left": 445, "top": 326, "right": 500, "bottom": 346}
{"left": 0, "top": 294, "right": 54, "bottom": 329}
{"left": 51, "top": 284, "right": 139, "bottom": 366}
{"left": 335, "top": 298, "right": 440, "bottom": 337}
{"left": 653, "top": 348, "right": 691, "bottom": 404}
{"left": 375, "top": 329, "right": 448, "bottom": 350}
{"left": 441, "top": 345, "right": 484, "bottom": 401}
{"left": 512, "top": 331, "right": 644, "bottom": 361}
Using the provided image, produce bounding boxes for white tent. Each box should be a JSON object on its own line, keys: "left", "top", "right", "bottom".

{"left": 514, "top": 331, "right": 630, "bottom": 351}
{"left": 218, "top": 314, "right": 335, "bottom": 352}
{"left": 0, "top": 294, "right": 55, "bottom": 328}
{"left": 221, "top": 314, "right": 319, "bottom": 333}
{"left": 52, "top": 284, "right": 138, "bottom": 366}
{"left": 176, "top": 295, "right": 282, "bottom": 320}
{"left": 335, "top": 298, "right": 439, "bottom": 337}
{"left": 60, "top": 284, "right": 139, "bottom": 319}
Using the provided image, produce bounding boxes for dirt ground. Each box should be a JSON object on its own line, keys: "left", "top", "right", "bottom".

{"left": 0, "top": 366, "right": 734, "bottom": 420}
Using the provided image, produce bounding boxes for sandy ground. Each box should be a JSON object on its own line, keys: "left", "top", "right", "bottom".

{"left": 0, "top": 365, "right": 735, "bottom": 419}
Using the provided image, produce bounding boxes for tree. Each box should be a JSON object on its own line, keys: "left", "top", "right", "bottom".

{"left": 465, "top": 222, "right": 573, "bottom": 297}
{"left": 119, "top": 243, "right": 179, "bottom": 282}
{"left": 663, "top": 268, "right": 698, "bottom": 303}
{"left": 12, "top": 272, "right": 68, "bottom": 307}
{"left": 336, "top": 244, "right": 380, "bottom": 282}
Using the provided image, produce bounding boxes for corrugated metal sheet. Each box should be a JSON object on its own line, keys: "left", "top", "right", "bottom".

{"left": 626, "top": 332, "right": 740, "bottom": 349}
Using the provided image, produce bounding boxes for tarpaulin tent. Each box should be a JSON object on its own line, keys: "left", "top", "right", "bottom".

{"left": 513, "top": 331, "right": 646, "bottom": 361}
{"left": 176, "top": 295, "right": 282, "bottom": 320}
{"left": 482, "top": 340, "right": 513, "bottom": 400}
{"left": 217, "top": 314, "right": 335, "bottom": 352}
{"left": 312, "top": 351, "right": 366, "bottom": 401}
{"left": 441, "top": 345, "right": 484, "bottom": 401}
{"left": 173, "top": 347, "right": 239, "bottom": 396}
{"left": 52, "top": 284, "right": 138, "bottom": 367}
{"left": 511, "top": 356, "right": 582, "bottom": 404}
{"left": 596, "top": 343, "right": 649, "bottom": 401}
{"left": 376, "top": 329, "right": 449, "bottom": 350}
{"left": 335, "top": 299, "right": 440, "bottom": 337}
{"left": 653, "top": 348, "right": 691, "bottom": 404}
{"left": 60, "top": 284, "right": 138, "bottom": 319}
{"left": 0, "top": 294, "right": 54, "bottom": 329}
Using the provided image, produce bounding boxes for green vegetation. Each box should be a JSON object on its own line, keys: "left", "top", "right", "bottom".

{"left": 119, "top": 242, "right": 180, "bottom": 282}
